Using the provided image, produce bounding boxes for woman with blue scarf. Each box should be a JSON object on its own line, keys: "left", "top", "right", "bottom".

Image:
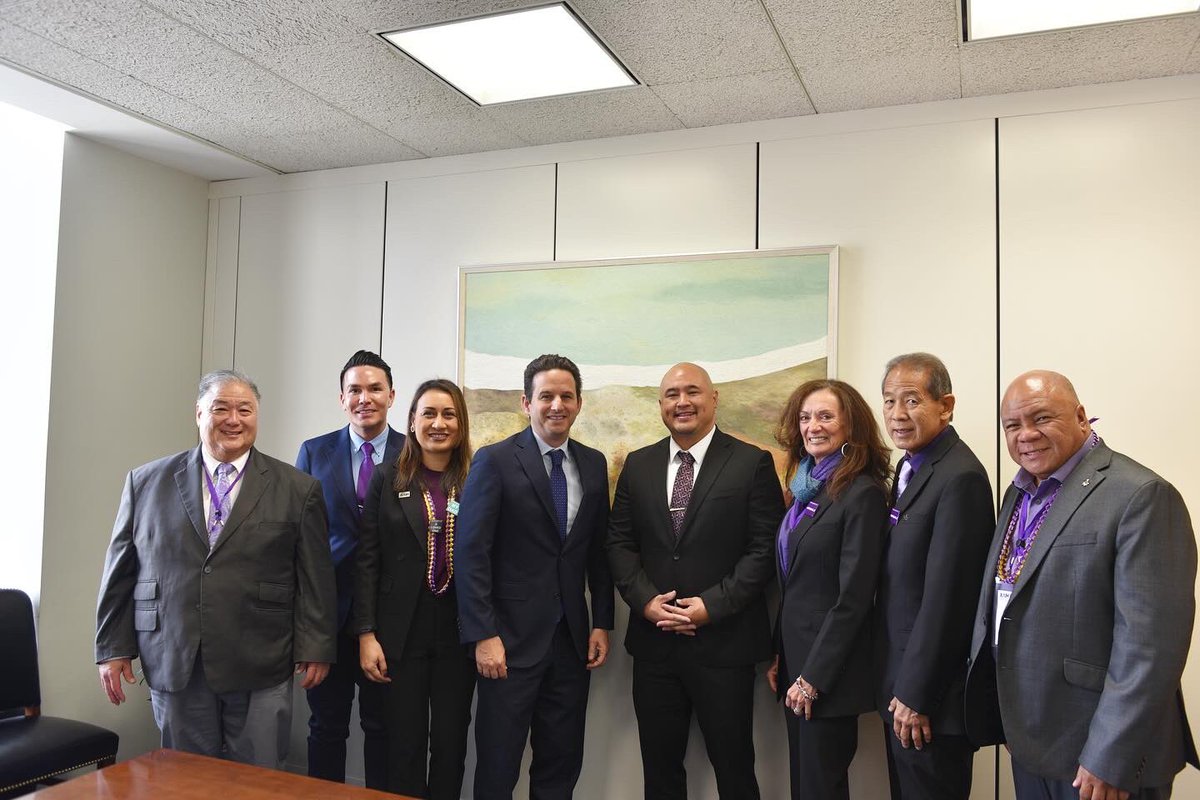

{"left": 767, "top": 379, "right": 890, "bottom": 800}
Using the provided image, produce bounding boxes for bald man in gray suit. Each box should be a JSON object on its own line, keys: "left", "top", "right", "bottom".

{"left": 964, "top": 371, "right": 1198, "bottom": 800}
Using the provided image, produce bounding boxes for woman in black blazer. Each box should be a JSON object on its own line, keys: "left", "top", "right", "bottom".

{"left": 355, "top": 378, "right": 476, "bottom": 799}
{"left": 767, "top": 379, "right": 891, "bottom": 800}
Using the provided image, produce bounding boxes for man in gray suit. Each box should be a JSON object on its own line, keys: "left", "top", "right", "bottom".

{"left": 964, "top": 370, "right": 1197, "bottom": 800}
{"left": 96, "top": 369, "right": 337, "bottom": 769}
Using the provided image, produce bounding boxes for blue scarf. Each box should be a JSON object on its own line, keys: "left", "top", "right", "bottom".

{"left": 788, "top": 451, "right": 843, "bottom": 507}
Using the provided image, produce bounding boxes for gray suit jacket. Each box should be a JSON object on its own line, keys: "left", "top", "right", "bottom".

{"left": 964, "top": 442, "right": 1198, "bottom": 790}
{"left": 96, "top": 445, "right": 336, "bottom": 694}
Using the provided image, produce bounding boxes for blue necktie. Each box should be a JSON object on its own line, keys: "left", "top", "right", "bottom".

{"left": 549, "top": 449, "right": 568, "bottom": 538}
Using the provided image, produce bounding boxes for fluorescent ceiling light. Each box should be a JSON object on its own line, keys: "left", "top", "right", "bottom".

{"left": 965, "top": 0, "right": 1200, "bottom": 40}
{"left": 380, "top": 3, "right": 636, "bottom": 105}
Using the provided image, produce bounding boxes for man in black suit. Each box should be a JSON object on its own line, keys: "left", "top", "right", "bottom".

{"left": 455, "top": 354, "right": 614, "bottom": 800}
{"left": 875, "top": 353, "right": 994, "bottom": 799}
{"left": 607, "top": 362, "right": 784, "bottom": 799}
{"left": 295, "top": 350, "right": 403, "bottom": 788}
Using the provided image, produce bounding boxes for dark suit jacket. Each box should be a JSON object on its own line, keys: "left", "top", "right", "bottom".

{"left": 874, "top": 426, "right": 994, "bottom": 734}
{"left": 354, "top": 458, "right": 458, "bottom": 659}
{"left": 607, "top": 428, "right": 784, "bottom": 666}
{"left": 964, "top": 443, "right": 1198, "bottom": 790}
{"left": 296, "top": 425, "right": 405, "bottom": 629}
{"left": 454, "top": 427, "right": 614, "bottom": 668}
{"left": 776, "top": 473, "right": 886, "bottom": 716}
{"left": 95, "top": 446, "right": 336, "bottom": 693}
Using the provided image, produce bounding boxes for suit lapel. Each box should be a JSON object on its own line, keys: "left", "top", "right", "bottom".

{"left": 677, "top": 430, "right": 731, "bottom": 542}
{"left": 649, "top": 439, "right": 674, "bottom": 543}
{"left": 515, "top": 428, "right": 558, "bottom": 533}
{"left": 212, "top": 448, "right": 269, "bottom": 553}
{"left": 563, "top": 440, "right": 598, "bottom": 546}
{"left": 896, "top": 427, "right": 959, "bottom": 513}
{"left": 175, "top": 446, "right": 209, "bottom": 547}
{"left": 397, "top": 484, "right": 428, "bottom": 551}
{"left": 786, "top": 487, "right": 833, "bottom": 575}
{"left": 327, "top": 427, "right": 358, "bottom": 515}
{"left": 1009, "top": 445, "right": 1110, "bottom": 602}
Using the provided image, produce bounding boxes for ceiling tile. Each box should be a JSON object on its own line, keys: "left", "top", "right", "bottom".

{"left": 765, "top": 0, "right": 962, "bottom": 111}
{"left": 258, "top": 35, "right": 530, "bottom": 156}
{"left": 481, "top": 85, "right": 682, "bottom": 145}
{"left": 962, "top": 16, "right": 1200, "bottom": 97}
{"left": 140, "top": 0, "right": 361, "bottom": 58}
{"left": 1184, "top": 30, "right": 1200, "bottom": 72}
{"left": 651, "top": 69, "right": 814, "bottom": 127}
{"left": 574, "top": 0, "right": 788, "bottom": 84}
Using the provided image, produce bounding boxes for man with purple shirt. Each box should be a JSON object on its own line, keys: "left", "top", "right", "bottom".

{"left": 964, "top": 370, "right": 1198, "bottom": 800}
{"left": 875, "top": 353, "right": 994, "bottom": 799}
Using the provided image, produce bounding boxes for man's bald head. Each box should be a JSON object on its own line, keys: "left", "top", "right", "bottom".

{"left": 1001, "top": 370, "right": 1091, "bottom": 483}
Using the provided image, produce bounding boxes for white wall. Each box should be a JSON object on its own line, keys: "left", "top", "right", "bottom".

{"left": 41, "top": 134, "right": 209, "bottom": 758}
{"left": 189, "top": 75, "right": 1200, "bottom": 799}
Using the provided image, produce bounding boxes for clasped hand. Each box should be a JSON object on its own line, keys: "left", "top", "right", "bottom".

{"left": 644, "top": 590, "right": 709, "bottom": 635}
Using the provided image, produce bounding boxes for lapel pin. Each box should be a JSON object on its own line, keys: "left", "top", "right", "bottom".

{"left": 1081, "top": 479, "right": 1090, "bottom": 487}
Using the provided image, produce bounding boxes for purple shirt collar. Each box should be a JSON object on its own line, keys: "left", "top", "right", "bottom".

{"left": 902, "top": 425, "right": 953, "bottom": 477}
{"left": 1012, "top": 430, "right": 1098, "bottom": 500}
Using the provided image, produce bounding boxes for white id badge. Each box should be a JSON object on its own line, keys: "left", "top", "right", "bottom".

{"left": 993, "top": 578, "right": 1012, "bottom": 647}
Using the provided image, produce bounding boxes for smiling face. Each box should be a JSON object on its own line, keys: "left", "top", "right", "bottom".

{"left": 882, "top": 365, "right": 954, "bottom": 454}
{"left": 196, "top": 380, "right": 258, "bottom": 462}
{"left": 1001, "top": 372, "right": 1090, "bottom": 483}
{"left": 659, "top": 363, "right": 718, "bottom": 449}
{"left": 521, "top": 368, "right": 581, "bottom": 448}
{"left": 412, "top": 389, "right": 460, "bottom": 468}
{"left": 798, "top": 388, "right": 846, "bottom": 463}
{"left": 340, "top": 365, "right": 395, "bottom": 441}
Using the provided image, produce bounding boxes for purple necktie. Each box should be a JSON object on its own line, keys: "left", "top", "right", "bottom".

{"left": 549, "top": 449, "right": 568, "bottom": 538}
{"left": 207, "top": 463, "right": 235, "bottom": 548}
{"left": 670, "top": 451, "right": 695, "bottom": 539}
{"left": 356, "top": 442, "right": 375, "bottom": 515}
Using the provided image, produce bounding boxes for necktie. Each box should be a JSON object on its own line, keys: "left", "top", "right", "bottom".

{"left": 896, "top": 458, "right": 914, "bottom": 499}
{"left": 356, "top": 441, "right": 375, "bottom": 515}
{"left": 549, "top": 449, "right": 568, "bottom": 538}
{"left": 207, "top": 463, "right": 235, "bottom": 549}
{"left": 670, "top": 451, "right": 695, "bottom": 539}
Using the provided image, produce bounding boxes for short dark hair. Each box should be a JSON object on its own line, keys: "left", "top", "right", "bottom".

{"left": 340, "top": 350, "right": 393, "bottom": 391}
{"left": 882, "top": 352, "right": 953, "bottom": 399}
{"left": 523, "top": 354, "right": 581, "bottom": 398}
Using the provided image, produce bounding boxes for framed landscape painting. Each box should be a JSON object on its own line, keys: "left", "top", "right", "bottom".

{"left": 458, "top": 247, "right": 837, "bottom": 484}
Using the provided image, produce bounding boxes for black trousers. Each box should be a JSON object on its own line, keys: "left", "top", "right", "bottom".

{"left": 632, "top": 655, "right": 759, "bottom": 800}
{"left": 384, "top": 589, "right": 476, "bottom": 800}
{"left": 473, "top": 621, "right": 591, "bottom": 800}
{"left": 305, "top": 624, "right": 388, "bottom": 788}
{"left": 883, "top": 722, "right": 973, "bottom": 800}
{"left": 783, "top": 710, "right": 858, "bottom": 800}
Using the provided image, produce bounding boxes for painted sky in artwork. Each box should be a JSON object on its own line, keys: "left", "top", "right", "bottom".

{"left": 463, "top": 253, "right": 829, "bottom": 365}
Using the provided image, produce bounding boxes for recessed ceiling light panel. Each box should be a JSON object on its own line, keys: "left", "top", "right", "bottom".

{"left": 965, "top": 0, "right": 1200, "bottom": 41}
{"left": 380, "top": 3, "right": 637, "bottom": 105}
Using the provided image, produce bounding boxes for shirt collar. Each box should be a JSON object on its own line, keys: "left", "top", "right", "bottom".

{"left": 532, "top": 430, "right": 571, "bottom": 462}
{"left": 905, "top": 425, "right": 953, "bottom": 475}
{"left": 1012, "top": 431, "right": 1098, "bottom": 498}
{"left": 349, "top": 425, "right": 390, "bottom": 455}
{"left": 669, "top": 425, "right": 717, "bottom": 468}
{"left": 202, "top": 448, "right": 251, "bottom": 476}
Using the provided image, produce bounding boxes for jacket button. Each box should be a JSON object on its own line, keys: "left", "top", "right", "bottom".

{"left": 672, "top": 553, "right": 680, "bottom": 561}
{"left": 203, "top": 566, "right": 212, "bottom": 574}
{"left": 554, "top": 593, "right": 561, "bottom": 600}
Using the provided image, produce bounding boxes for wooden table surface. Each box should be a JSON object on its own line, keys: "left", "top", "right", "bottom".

{"left": 31, "top": 749, "right": 411, "bottom": 799}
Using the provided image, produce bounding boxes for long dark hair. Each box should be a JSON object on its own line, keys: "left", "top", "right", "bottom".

{"left": 393, "top": 379, "right": 472, "bottom": 495}
{"left": 775, "top": 379, "right": 890, "bottom": 499}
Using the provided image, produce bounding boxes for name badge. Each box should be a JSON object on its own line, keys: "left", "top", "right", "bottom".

{"left": 447, "top": 500, "right": 460, "bottom": 516}
{"left": 993, "top": 577, "right": 1013, "bottom": 647}
{"left": 397, "top": 491, "right": 411, "bottom": 499}
{"left": 888, "top": 507, "right": 901, "bottom": 526}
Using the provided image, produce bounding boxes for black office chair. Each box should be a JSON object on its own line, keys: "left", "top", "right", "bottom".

{"left": 0, "top": 588, "right": 119, "bottom": 798}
